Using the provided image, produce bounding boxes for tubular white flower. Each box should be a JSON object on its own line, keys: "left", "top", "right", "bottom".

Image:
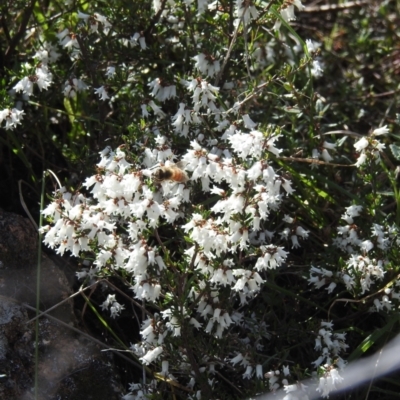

{"left": 230, "top": 353, "right": 244, "bottom": 365}
{"left": 140, "top": 346, "right": 163, "bottom": 365}
{"left": 94, "top": 86, "right": 109, "bottom": 101}
{"left": 372, "top": 125, "right": 389, "bottom": 136}
{"left": 354, "top": 137, "right": 369, "bottom": 152}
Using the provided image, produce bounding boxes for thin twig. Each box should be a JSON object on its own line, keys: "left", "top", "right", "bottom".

{"left": 303, "top": 1, "right": 369, "bottom": 13}
{"left": 27, "top": 278, "right": 153, "bottom": 325}
{"left": 278, "top": 156, "right": 355, "bottom": 167}
{"left": 314, "top": 130, "right": 363, "bottom": 138}
{"left": 328, "top": 273, "right": 400, "bottom": 320}
{"left": 215, "top": 370, "right": 243, "bottom": 395}
{"left": 214, "top": 19, "right": 242, "bottom": 87}
{"left": 224, "top": 77, "right": 274, "bottom": 113}
{"left": 4, "top": 0, "right": 36, "bottom": 64}
{"left": 18, "top": 180, "right": 39, "bottom": 231}
{"left": 26, "top": 281, "right": 99, "bottom": 324}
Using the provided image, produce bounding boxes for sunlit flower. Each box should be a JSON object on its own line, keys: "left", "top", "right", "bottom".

{"left": 372, "top": 125, "right": 389, "bottom": 136}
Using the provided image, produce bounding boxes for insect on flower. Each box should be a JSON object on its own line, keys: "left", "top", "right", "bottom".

{"left": 152, "top": 161, "right": 189, "bottom": 183}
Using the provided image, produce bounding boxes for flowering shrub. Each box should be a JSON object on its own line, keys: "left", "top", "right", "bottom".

{"left": 2, "top": 0, "right": 400, "bottom": 398}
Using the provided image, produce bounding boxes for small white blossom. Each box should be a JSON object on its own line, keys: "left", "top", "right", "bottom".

{"left": 354, "top": 137, "right": 369, "bottom": 152}
{"left": 130, "top": 32, "right": 147, "bottom": 49}
{"left": 94, "top": 86, "right": 110, "bottom": 101}
{"left": 140, "top": 346, "right": 163, "bottom": 365}
{"left": 105, "top": 66, "right": 116, "bottom": 78}
{"left": 64, "top": 78, "right": 88, "bottom": 97}
{"left": 372, "top": 125, "right": 389, "bottom": 136}
{"left": 236, "top": 0, "right": 258, "bottom": 25}
{"left": 193, "top": 53, "right": 221, "bottom": 77}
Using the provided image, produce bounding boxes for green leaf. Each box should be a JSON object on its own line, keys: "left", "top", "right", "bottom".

{"left": 390, "top": 144, "right": 400, "bottom": 161}
{"left": 348, "top": 314, "right": 400, "bottom": 362}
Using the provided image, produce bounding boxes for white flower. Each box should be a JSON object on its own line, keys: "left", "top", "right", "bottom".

{"left": 306, "top": 39, "right": 321, "bottom": 53}
{"left": 0, "top": 108, "right": 25, "bottom": 130}
{"left": 230, "top": 353, "right": 244, "bottom": 365}
{"left": 266, "top": 135, "right": 282, "bottom": 156}
{"left": 101, "top": 294, "right": 125, "bottom": 318}
{"left": 345, "top": 205, "right": 362, "bottom": 218}
{"left": 360, "top": 240, "right": 374, "bottom": 252}
{"left": 141, "top": 104, "right": 149, "bottom": 118}
{"left": 189, "top": 318, "right": 202, "bottom": 329}
{"left": 242, "top": 365, "right": 253, "bottom": 379}
{"left": 193, "top": 53, "right": 221, "bottom": 77}
{"left": 36, "top": 65, "right": 53, "bottom": 90}
{"left": 312, "top": 148, "right": 320, "bottom": 159}
{"left": 321, "top": 149, "right": 333, "bottom": 162}
{"left": 296, "top": 226, "right": 309, "bottom": 239}
{"left": 94, "top": 86, "right": 110, "bottom": 101}
{"left": 355, "top": 152, "right": 367, "bottom": 167}
{"left": 283, "top": 215, "right": 294, "bottom": 224}
{"left": 148, "top": 78, "right": 176, "bottom": 102}
{"left": 323, "top": 141, "right": 336, "bottom": 150}
{"left": 153, "top": 0, "right": 162, "bottom": 12}
{"left": 148, "top": 100, "right": 166, "bottom": 118}
{"left": 94, "top": 13, "right": 112, "bottom": 34}
{"left": 140, "top": 346, "right": 163, "bottom": 365}
{"left": 281, "top": 6, "right": 296, "bottom": 21}
{"left": 282, "top": 178, "right": 295, "bottom": 194}
{"left": 105, "top": 66, "right": 116, "bottom": 78}
{"left": 326, "top": 282, "right": 337, "bottom": 293}
{"left": 77, "top": 11, "right": 90, "bottom": 20}
{"left": 160, "top": 360, "right": 169, "bottom": 377}
{"left": 291, "top": 235, "right": 300, "bottom": 248}
{"left": 64, "top": 78, "right": 88, "bottom": 98}
{"left": 354, "top": 137, "right": 369, "bottom": 152}
{"left": 274, "top": 1, "right": 304, "bottom": 30}
{"left": 242, "top": 114, "right": 257, "bottom": 129}
{"left": 316, "top": 368, "right": 344, "bottom": 398}
{"left": 236, "top": 0, "right": 258, "bottom": 26}
{"left": 311, "top": 59, "right": 324, "bottom": 78}
{"left": 14, "top": 77, "right": 34, "bottom": 96}
{"left": 130, "top": 32, "right": 147, "bottom": 49}
{"left": 187, "top": 78, "right": 220, "bottom": 112}
{"left": 372, "top": 125, "right": 389, "bottom": 136}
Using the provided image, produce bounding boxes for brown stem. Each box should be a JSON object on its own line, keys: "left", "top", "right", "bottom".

{"left": 3, "top": 0, "right": 37, "bottom": 69}
{"left": 182, "top": 324, "right": 214, "bottom": 399}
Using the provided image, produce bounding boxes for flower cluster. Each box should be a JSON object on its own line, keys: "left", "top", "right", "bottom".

{"left": 263, "top": 321, "right": 347, "bottom": 399}
{"left": 13, "top": 64, "right": 53, "bottom": 96}
{"left": 42, "top": 108, "right": 296, "bottom": 394}
{"left": 309, "top": 205, "right": 393, "bottom": 295}
{"left": 236, "top": 0, "right": 259, "bottom": 26}
{"left": 148, "top": 78, "right": 177, "bottom": 102}
{"left": 312, "top": 321, "right": 348, "bottom": 370}
{"left": 0, "top": 108, "right": 25, "bottom": 130}
{"left": 101, "top": 294, "right": 125, "bottom": 318}
{"left": 77, "top": 11, "right": 112, "bottom": 34}
{"left": 12, "top": 41, "right": 57, "bottom": 99}
{"left": 312, "top": 322, "right": 347, "bottom": 398}
{"left": 193, "top": 53, "right": 221, "bottom": 77}
{"left": 273, "top": 0, "right": 305, "bottom": 30}
{"left": 64, "top": 78, "right": 88, "bottom": 98}
{"left": 354, "top": 128, "right": 388, "bottom": 167}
